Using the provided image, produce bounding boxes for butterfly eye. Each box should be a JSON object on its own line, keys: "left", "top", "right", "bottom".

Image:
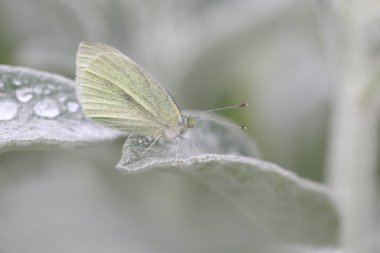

{"left": 187, "top": 116, "right": 197, "bottom": 128}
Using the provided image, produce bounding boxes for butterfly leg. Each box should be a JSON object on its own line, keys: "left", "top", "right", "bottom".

{"left": 142, "top": 135, "right": 162, "bottom": 154}
{"left": 175, "top": 137, "right": 182, "bottom": 168}
{"left": 189, "top": 137, "right": 201, "bottom": 155}
{"left": 179, "top": 135, "right": 201, "bottom": 155}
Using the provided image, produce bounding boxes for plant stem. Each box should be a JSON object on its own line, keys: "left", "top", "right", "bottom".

{"left": 325, "top": 2, "right": 379, "bottom": 252}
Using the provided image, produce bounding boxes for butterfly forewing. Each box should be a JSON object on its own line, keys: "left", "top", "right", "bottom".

{"left": 76, "top": 42, "right": 182, "bottom": 136}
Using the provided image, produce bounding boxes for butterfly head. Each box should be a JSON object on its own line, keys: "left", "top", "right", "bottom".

{"left": 165, "top": 114, "right": 198, "bottom": 139}
{"left": 185, "top": 114, "right": 198, "bottom": 129}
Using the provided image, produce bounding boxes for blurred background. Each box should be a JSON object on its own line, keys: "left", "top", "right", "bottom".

{"left": 0, "top": 0, "right": 367, "bottom": 252}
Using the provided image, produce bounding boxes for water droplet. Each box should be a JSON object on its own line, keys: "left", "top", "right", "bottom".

{"left": 67, "top": 101, "right": 79, "bottom": 112}
{"left": 58, "top": 94, "right": 67, "bottom": 102}
{"left": 34, "top": 84, "right": 44, "bottom": 95}
{"left": 33, "top": 98, "right": 60, "bottom": 118}
{"left": 13, "top": 79, "right": 22, "bottom": 86}
{"left": 15, "top": 88, "right": 34, "bottom": 103}
{"left": 0, "top": 100, "right": 18, "bottom": 120}
{"left": 138, "top": 139, "right": 143, "bottom": 144}
{"left": 43, "top": 89, "right": 52, "bottom": 95}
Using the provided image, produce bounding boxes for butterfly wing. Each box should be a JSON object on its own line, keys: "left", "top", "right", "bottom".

{"left": 75, "top": 42, "right": 182, "bottom": 136}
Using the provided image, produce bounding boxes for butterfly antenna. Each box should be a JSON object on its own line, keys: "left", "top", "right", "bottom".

{"left": 200, "top": 103, "right": 248, "bottom": 113}
{"left": 208, "top": 117, "right": 247, "bottom": 130}
{"left": 198, "top": 102, "right": 247, "bottom": 130}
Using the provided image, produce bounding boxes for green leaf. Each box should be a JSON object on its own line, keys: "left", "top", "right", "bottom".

{"left": 0, "top": 65, "right": 340, "bottom": 248}
{"left": 0, "top": 65, "right": 125, "bottom": 153}
{"left": 117, "top": 118, "right": 339, "bottom": 246}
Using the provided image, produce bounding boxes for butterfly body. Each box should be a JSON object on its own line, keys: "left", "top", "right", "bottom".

{"left": 75, "top": 42, "right": 196, "bottom": 139}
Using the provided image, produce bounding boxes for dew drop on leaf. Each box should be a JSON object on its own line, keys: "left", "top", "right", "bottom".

{"left": 13, "top": 79, "right": 22, "bottom": 86}
{"left": 43, "top": 89, "right": 52, "bottom": 95}
{"left": 33, "top": 98, "right": 60, "bottom": 118}
{"left": 58, "top": 94, "right": 67, "bottom": 102}
{"left": 67, "top": 101, "right": 79, "bottom": 112}
{"left": 15, "top": 88, "right": 34, "bottom": 102}
{"left": 33, "top": 84, "right": 44, "bottom": 95}
{"left": 0, "top": 100, "right": 18, "bottom": 120}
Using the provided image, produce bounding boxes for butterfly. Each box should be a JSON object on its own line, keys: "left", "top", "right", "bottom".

{"left": 75, "top": 42, "right": 246, "bottom": 151}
